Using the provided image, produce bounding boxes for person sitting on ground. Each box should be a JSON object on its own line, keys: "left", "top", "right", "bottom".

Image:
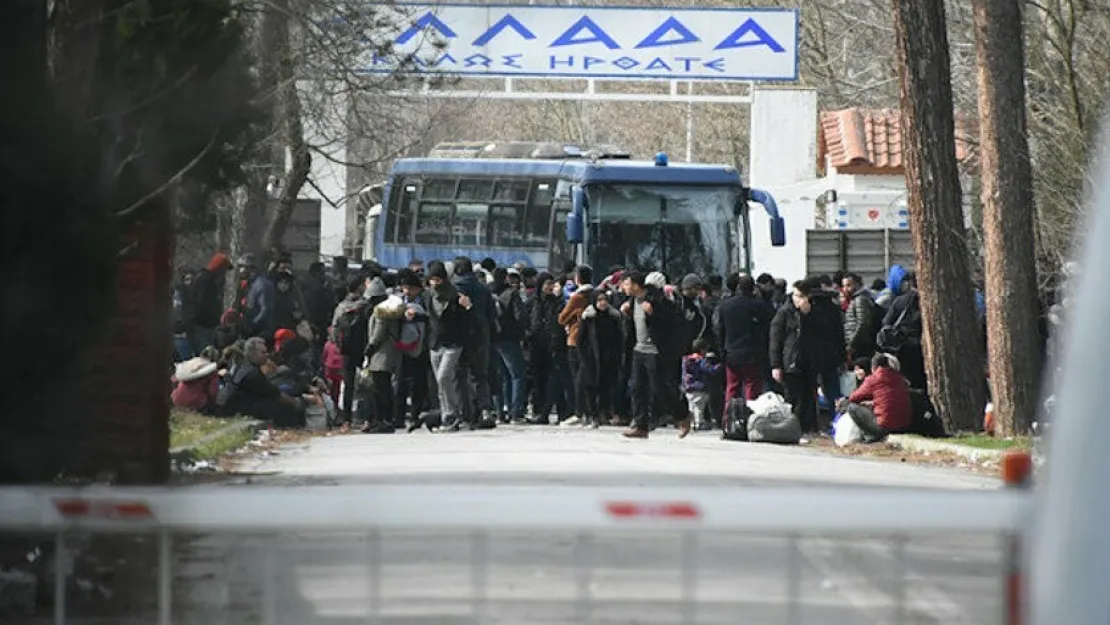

{"left": 270, "top": 330, "right": 315, "bottom": 396}
{"left": 218, "top": 336, "right": 306, "bottom": 428}
{"left": 835, "top": 352, "right": 911, "bottom": 442}
{"left": 852, "top": 356, "right": 872, "bottom": 384}
{"left": 171, "top": 348, "right": 221, "bottom": 413}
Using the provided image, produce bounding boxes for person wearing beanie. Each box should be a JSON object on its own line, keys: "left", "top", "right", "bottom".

{"left": 273, "top": 328, "right": 297, "bottom": 353}
{"left": 452, "top": 256, "right": 497, "bottom": 427}
{"left": 360, "top": 275, "right": 402, "bottom": 434}
{"left": 190, "top": 252, "right": 234, "bottom": 354}
{"left": 427, "top": 260, "right": 449, "bottom": 281}
{"left": 395, "top": 269, "right": 432, "bottom": 432}
{"left": 678, "top": 273, "right": 709, "bottom": 352}
{"left": 427, "top": 260, "right": 473, "bottom": 431}
{"left": 330, "top": 276, "right": 370, "bottom": 431}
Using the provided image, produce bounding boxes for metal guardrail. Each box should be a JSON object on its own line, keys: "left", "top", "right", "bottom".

{"left": 0, "top": 485, "right": 1032, "bottom": 625}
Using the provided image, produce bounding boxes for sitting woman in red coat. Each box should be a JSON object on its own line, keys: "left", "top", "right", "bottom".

{"left": 171, "top": 349, "right": 221, "bottom": 413}
{"left": 835, "top": 352, "right": 911, "bottom": 442}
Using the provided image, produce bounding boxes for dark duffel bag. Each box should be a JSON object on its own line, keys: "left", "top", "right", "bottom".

{"left": 721, "top": 397, "right": 751, "bottom": 441}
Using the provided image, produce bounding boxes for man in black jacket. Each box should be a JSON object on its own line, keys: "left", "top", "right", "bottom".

{"left": 190, "top": 253, "right": 232, "bottom": 354}
{"left": 770, "top": 281, "right": 820, "bottom": 433}
{"left": 620, "top": 271, "right": 687, "bottom": 439}
{"left": 493, "top": 270, "right": 529, "bottom": 424}
{"left": 301, "top": 262, "right": 338, "bottom": 348}
{"left": 715, "top": 273, "right": 775, "bottom": 405}
{"left": 882, "top": 272, "right": 926, "bottom": 389}
{"left": 452, "top": 256, "right": 497, "bottom": 427}
{"left": 529, "top": 273, "right": 573, "bottom": 424}
{"left": 842, "top": 272, "right": 879, "bottom": 362}
{"left": 806, "top": 278, "right": 848, "bottom": 416}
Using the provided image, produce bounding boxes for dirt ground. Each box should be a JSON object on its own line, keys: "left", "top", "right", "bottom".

{"left": 806, "top": 436, "right": 1002, "bottom": 478}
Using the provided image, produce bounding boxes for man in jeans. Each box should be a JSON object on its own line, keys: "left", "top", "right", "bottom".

{"left": 494, "top": 272, "right": 529, "bottom": 424}
{"left": 619, "top": 271, "right": 686, "bottom": 439}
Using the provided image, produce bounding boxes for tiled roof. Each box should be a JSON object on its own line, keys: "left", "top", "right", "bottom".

{"left": 819, "top": 108, "right": 973, "bottom": 173}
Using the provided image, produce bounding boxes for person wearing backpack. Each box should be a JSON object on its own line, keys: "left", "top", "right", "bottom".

{"left": 878, "top": 272, "right": 925, "bottom": 389}
{"left": 395, "top": 270, "right": 431, "bottom": 432}
{"left": 362, "top": 277, "right": 403, "bottom": 434}
{"left": 331, "top": 276, "right": 369, "bottom": 431}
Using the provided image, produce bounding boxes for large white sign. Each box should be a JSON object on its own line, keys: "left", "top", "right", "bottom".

{"left": 357, "top": 4, "right": 799, "bottom": 81}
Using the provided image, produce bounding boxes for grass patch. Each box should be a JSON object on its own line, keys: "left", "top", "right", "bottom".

{"left": 170, "top": 409, "right": 252, "bottom": 451}
{"left": 949, "top": 433, "right": 1033, "bottom": 451}
{"left": 191, "top": 426, "right": 256, "bottom": 460}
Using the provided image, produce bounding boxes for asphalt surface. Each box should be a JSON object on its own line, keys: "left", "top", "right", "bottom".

{"left": 58, "top": 425, "right": 1006, "bottom": 625}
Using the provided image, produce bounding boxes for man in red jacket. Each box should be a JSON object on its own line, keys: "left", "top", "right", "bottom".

{"left": 836, "top": 352, "right": 912, "bottom": 441}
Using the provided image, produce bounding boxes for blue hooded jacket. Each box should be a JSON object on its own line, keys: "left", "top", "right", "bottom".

{"left": 875, "top": 264, "right": 907, "bottom": 309}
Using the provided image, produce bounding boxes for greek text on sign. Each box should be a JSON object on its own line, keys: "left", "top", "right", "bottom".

{"left": 360, "top": 4, "right": 799, "bottom": 81}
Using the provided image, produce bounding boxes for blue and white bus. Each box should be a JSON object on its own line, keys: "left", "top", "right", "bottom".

{"left": 367, "top": 144, "right": 785, "bottom": 278}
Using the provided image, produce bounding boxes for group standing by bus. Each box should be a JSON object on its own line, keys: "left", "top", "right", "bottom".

{"left": 175, "top": 251, "right": 927, "bottom": 441}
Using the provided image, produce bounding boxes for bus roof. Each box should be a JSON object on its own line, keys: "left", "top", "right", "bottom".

{"left": 389, "top": 158, "right": 745, "bottom": 187}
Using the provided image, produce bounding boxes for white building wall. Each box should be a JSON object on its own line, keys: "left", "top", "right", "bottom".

{"left": 299, "top": 82, "right": 349, "bottom": 258}
{"left": 748, "top": 88, "right": 819, "bottom": 282}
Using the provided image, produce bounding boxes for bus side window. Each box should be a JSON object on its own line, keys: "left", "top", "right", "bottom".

{"left": 413, "top": 202, "right": 452, "bottom": 245}
{"left": 490, "top": 204, "right": 523, "bottom": 247}
{"left": 392, "top": 180, "right": 418, "bottom": 243}
{"left": 524, "top": 180, "right": 555, "bottom": 247}
{"left": 453, "top": 202, "right": 487, "bottom": 246}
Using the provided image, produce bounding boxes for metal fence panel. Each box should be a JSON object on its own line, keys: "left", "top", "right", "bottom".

{"left": 0, "top": 486, "right": 1028, "bottom": 625}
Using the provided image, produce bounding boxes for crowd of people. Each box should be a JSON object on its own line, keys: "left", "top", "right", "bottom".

{"left": 171, "top": 250, "right": 941, "bottom": 442}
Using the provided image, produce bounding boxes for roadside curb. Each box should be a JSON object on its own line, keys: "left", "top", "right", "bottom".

{"left": 170, "top": 419, "right": 264, "bottom": 461}
{"left": 888, "top": 434, "right": 1006, "bottom": 463}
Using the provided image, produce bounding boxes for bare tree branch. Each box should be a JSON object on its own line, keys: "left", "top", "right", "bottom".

{"left": 115, "top": 132, "right": 218, "bottom": 219}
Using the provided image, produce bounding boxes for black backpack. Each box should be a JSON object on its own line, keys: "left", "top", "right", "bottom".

{"left": 335, "top": 301, "right": 368, "bottom": 357}
{"left": 907, "top": 389, "right": 947, "bottom": 438}
{"left": 721, "top": 397, "right": 751, "bottom": 441}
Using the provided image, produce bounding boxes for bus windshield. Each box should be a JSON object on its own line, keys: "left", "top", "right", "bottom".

{"left": 587, "top": 184, "right": 739, "bottom": 278}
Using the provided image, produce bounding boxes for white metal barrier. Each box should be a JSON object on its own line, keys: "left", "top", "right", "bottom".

{"left": 0, "top": 485, "right": 1032, "bottom": 625}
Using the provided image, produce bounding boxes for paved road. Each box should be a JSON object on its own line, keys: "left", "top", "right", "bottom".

{"left": 238, "top": 423, "right": 998, "bottom": 490}
{"left": 59, "top": 426, "right": 1006, "bottom": 625}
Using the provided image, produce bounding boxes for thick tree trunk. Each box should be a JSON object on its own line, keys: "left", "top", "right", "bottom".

{"left": 972, "top": 0, "right": 1042, "bottom": 436}
{"left": 891, "top": 0, "right": 986, "bottom": 432}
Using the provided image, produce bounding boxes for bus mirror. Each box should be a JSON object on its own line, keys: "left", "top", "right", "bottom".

{"left": 770, "top": 216, "right": 786, "bottom": 247}
{"left": 568, "top": 186, "right": 587, "bottom": 244}
{"left": 567, "top": 211, "right": 584, "bottom": 244}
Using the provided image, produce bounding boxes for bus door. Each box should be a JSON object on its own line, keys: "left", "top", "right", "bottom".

{"left": 549, "top": 200, "right": 572, "bottom": 272}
